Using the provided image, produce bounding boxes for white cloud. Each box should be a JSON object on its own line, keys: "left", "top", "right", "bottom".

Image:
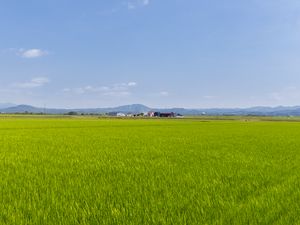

{"left": 128, "top": 82, "right": 137, "bottom": 87}
{"left": 98, "top": 8, "right": 119, "bottom": 16}
{"left": 142, "top": 0, "right": 150, "bottom": 6}
{"left": 13, "top": 77, "right": 50, "bottom": 88}
{"left": 98, "top": 0, "right": 150, "bottom": 14}
{"left": 63, "top": 82, "right": 137, "bottom": 96}
{"left": 127, "top": 0, "right": 150, "bottom": 9}
{"left": 150, "top": 91, "right": 170, "bottom": 97}
{"left": 62, "top": 88, "right": 71, "bottom": 92}
{"left": 103, "top": 91, "right": 131, "bottom": 97}
{"left": 159, "top": 91, "right": 169, "bottom": 96}
{"left": 203, "top": 95, "right": 216, "bottom": 99}
{"left": 268, "top": 87, "right": 300, "bottom": 101}
{"left": 18, "top": 49, "right": 48, "bottom": 58}
{"left": 127, "top": 2, "right": 136, "bottom": 9}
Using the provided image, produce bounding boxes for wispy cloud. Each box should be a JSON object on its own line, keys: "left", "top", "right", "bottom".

{"left": 103, "top": 91, "right": 131, "bottom": 97}
{"left": 127, "top": 82, "right": 137, "bottom": 87}
{"left": 97, "top": 0, "right": 150, "bottom": 15}
{"left": 63, "top": 82, "right": 137, "bottom": 97}
{"left": 13, "top": 77, "right": 50, "bottom": 88}
{"left": 268, "top": 86, "right": 300, "bottom": 102}
{"left": 18, "top": 49, "right": 49, "bottom": 58}
{"left": 203, "top": 95, "right": 216, "bottom": 99}
{"left": 159, "top": 91, "right": 169, "bottom": 97}
{"left": 149, "top": 91, "right": 170, "bottom": 97}
{"left": 127, "top": 0, "right": 150, "bottom": 10}
{"left": 98, "top": 8, "right": 119, "bottom": 16}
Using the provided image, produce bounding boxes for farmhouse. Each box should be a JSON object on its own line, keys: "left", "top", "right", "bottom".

{"left": 148, "top": 112, "right": 155, "bottom": 117}
{"left": 148, "top": 111, "right": 176, "bottom": 118}
{"left": 160, "top": 112, "right": 175, "bottom": 118}
{"left": 107, "top": 111, "right": 179, "bottom": 118}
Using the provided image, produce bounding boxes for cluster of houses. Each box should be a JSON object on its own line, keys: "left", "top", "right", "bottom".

{"left": 107, "top": 111, "right": 183, "bottom": 118}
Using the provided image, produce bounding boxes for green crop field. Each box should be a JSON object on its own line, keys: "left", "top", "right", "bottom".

{"left": 0, "top": 117, "right": 300, "bottom": 224}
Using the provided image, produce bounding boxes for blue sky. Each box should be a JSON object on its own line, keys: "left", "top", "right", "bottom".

{"left": 1, "top": 0, "right": 300, "bottom": 108}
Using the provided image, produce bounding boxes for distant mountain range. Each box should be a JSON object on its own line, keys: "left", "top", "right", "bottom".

{"left": 1, "top": 103, "right": 300, "bottom": 116}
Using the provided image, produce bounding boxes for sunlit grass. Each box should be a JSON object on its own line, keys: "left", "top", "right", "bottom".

{"left": 0, "top": 118, "right": 299, "bottom": 224}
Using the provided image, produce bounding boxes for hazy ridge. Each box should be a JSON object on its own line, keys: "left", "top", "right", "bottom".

{"left": 1, "top": 103, "right": 300, "bottom": 116}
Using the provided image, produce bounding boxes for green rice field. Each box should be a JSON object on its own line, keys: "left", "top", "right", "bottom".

{"left": 0, "top": 117, "right": 300, "bottom": 224}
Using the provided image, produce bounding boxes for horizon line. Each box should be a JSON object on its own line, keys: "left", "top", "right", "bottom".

{"left": 2, "top": 103, "right": 300, "bottom": 110}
